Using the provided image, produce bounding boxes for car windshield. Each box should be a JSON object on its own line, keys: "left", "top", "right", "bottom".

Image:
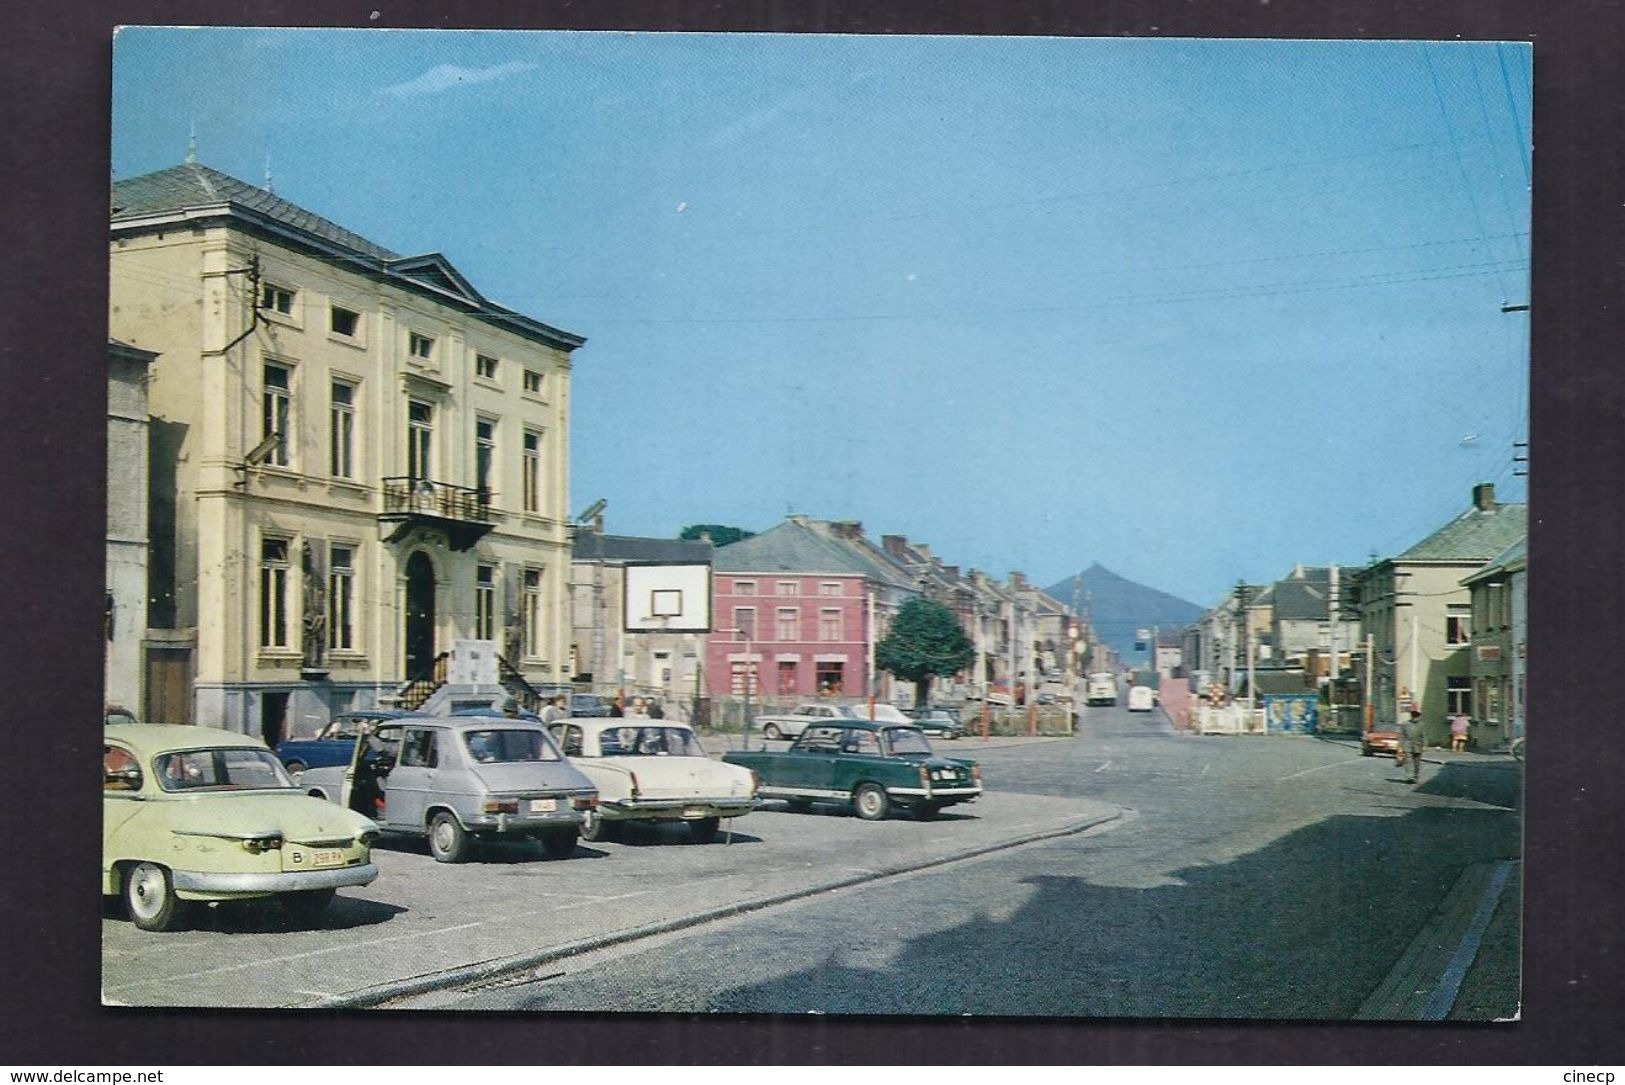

{"left": 154, "top": 747, "right": 295, "bottom": 792}
{"left": 882, "top": 727, "right": 934, "bottom": 755}
{"left": 462, "top": 728, "right": 561, "bottom": 764}
{"left": 597, "top": 726, "right": 707, "bottom": 757}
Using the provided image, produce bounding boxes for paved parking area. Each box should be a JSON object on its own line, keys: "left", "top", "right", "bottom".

{"left": 101, "top": 785, "right": 1117, "bottom": 1008}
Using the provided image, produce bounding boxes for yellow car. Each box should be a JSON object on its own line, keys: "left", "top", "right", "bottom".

{"left": 103, "top": 725, "right": 379, "bottom": 931}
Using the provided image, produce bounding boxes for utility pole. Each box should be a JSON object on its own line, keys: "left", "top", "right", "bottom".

{"left": 1410, "top": 608, "right": 1420, "bottom": 722}
{"left": 1328, "top": 563, "right": 1339, "bottom": 698}
{"left": 866, "top": 591, "right": 877, "bottom": 719}
{"left": 1364, "top": 632, "right": 1374, "bottom": 734}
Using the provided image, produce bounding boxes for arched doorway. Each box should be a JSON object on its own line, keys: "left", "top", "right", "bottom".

{"left": 404, "top": 551, "right": 436, "bottom": 680}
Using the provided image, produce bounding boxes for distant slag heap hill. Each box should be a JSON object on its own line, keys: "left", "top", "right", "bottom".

{"left": 1044, "top": 563, "right": 1203, "bottom": 662}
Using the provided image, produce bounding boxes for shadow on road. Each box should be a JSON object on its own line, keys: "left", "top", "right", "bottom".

{"left": 518, "top": 789, "right": 1522, "bottom": 1020}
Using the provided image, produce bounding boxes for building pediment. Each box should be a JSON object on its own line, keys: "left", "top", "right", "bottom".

{"left": 384, "top": 253, "right": 486, "bottom": 308}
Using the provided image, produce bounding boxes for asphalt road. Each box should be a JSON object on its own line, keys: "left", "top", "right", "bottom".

{"left": 401, "top": 704, "right": 1523, "bottom": 1018}
{"left": 102, "top": 705, "right": 1521, "bottom": 1017}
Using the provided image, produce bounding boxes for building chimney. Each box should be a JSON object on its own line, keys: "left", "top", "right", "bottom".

{"left": 882, "top": 534, "right": 908, "bottom": 557}
{"left": 1472, "top": 482, "right": 1497, "bottom": 511}
{"left": 832, "top": 520, "right": 863, "bottom": 540}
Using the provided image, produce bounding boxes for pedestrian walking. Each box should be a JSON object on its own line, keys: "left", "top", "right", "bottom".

{"left": 647, "top": 699, "right": 665, "bottom": 719}
{"left": 627, "top": 696, "right": 650, "bottom": 719}
{"left": 1399, "top": 709, "right": 1425, "bottom": 784}
{"left": 540, "top": 694, "right": 567, "bottom": 724}
{"left": 1450, "top": 713, "right": 1470, "bottom": 753}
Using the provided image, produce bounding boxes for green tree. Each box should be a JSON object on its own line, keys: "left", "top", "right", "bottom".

{"left": 679, "top": 524, "right": 756, "bottom": 547}
{"left": 875, "top": 596, "right": 976, "bottom": 706}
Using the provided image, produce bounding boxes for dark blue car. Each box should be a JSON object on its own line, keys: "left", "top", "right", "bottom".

{"left": 275, "top": 709, "right": 403, "bottom": 773}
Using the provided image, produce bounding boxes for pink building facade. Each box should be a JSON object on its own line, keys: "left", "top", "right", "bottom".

{"left": 706, "top": 572, "right": 873, "bottom": 698}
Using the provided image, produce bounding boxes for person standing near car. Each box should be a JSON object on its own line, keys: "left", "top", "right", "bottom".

{"left": 1399, "top": 709, "right": 1425, "bottom": 784}
{"left": 541, "top": 694, "right": 568, "bottom": 724}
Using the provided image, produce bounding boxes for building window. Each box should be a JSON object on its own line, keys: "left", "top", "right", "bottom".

{"left": 521, "top": 430, "right": 541, "bottom": 512}
{"left": 330, "top": 305, "right": 359, "bottom": 338}
{"left": 329, "top": 380, "right": 355, "bottom": 478}
{"left": 523, "top": 369, "right": 543, "bottom": 395}
{"left": 1446, "top": 676, "right": 1472, "bottom": 716}
{"left": 259, "top": 282, "right": 294, "bottom": 315}
{"left": 262, "top": 363, "right": 291, "bottom": 467}
{"left": 475, "top": 354, "right": 500, "bottom": 381}
{"left": 522, "top": 569, "right": 543, "bottom": 657}
{"left": 1446, "top": 607, "right": 1471, "bottom": 647}
{"left": 258, "top": 538, "right": 290, "bottom": 649}
{"left": 735, "top": 580, "right": 757, "bottom": 596}
{"left": 777, "top": 660, "right": 798, "bottom": 694}
{"left": 777, "top": 581, "right": 800, "bottom": 596}
{"left": 407, "top": 400, "right": 433, "bottom": 480}
{"left": 775, "top": 607, "right": 800, "bottom": 641}
{"left": 733, "top": 607, "right": 757, "bottom": 641}
{"left": 328, "top": 545, "right": 354, "bottom": 651}
{"left": 730, "top": 661, "right": 760, "bottom": 696}
{"left": 820, "top": 608, "right": 843, "bottom": 642}
{"left": 476, "top": 565, "right": 496, "bottom": 641}
{"left": 475, "top": 418, "right": 496, "bottom": 501}
{"left": 408, "top": 332, "right": 435, "bottom": 361}
{"left": 815, "top": 660, "right": 845, "bottom": 696}
{"left": 820, "top": 581, "right": 843, "bottom": 597}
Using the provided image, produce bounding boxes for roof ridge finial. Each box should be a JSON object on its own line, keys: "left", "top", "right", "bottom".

{"left": 186, "top": 121, "right": 197, "bottom": 164}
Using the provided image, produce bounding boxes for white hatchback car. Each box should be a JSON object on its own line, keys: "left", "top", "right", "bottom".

{"left": 547, "top": 719, "right": 757, "bottom": 843}
{"left": 1127, "top": 685, "right": 1156, "bottom": 712}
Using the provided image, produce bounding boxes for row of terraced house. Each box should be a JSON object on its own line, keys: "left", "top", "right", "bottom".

{"left": 1183, "top": 483, "right": 1527, "bottom": 750}
{"left": 105, "top": 160, "right": 1089, "bottom": 745}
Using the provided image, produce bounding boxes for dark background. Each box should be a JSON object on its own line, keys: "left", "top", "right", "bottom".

{"left": 3, "top": 0, "right": 1620, "bottom": 1066}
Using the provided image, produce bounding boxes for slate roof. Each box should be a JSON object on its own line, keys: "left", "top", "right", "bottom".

{"left": 714, "top": 518, "right": 910, "bottom": 589}
{"left": 1462, "top": 537, "right": 1527, "bottom": 586}
{"left": 1271, "top": 573, "right": 1330, "bottom": 621}
{"left": 111, "top": 162, "right": 584, "bottom": 351}
{"left": 1397, "top": 502, "right": 1527, "bottom": 563}
{"left": 113, "top": 162, "right": 400, "bottom": 261}
{"left": 571, "top": 533, "right": 712, "bottom": 564}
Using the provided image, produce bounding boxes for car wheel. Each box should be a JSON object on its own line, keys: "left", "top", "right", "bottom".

{"left": 540, "top": 828, "right": 579, "bottom": 859}
{"left": 279, "top": 888, "right": 336, "bottom": 927}
{"left": 762, "top": 723, "right": 782, "bottom": 741}
{"left": 913, "top": 802, "right": 945, "bottom": 821}
{"left": 578, "top": 808, "right": 619, "bottom": 843}
{"left": 428, "top": 811, "right": 472, "bottom": 863}
{"left": 124, "top": 862, "right": 187, "bottom": 932}
{"left": 852, "top": 783, "right": 890, "bottom": 821}
{"left": 784, "top": 798, "right": 813, "bottom": 813}
{"left": 283, "top": 760, "right": 307, "bottom": 775}
{"left": 688, "top": 817, "right": 721, "bottom": 844}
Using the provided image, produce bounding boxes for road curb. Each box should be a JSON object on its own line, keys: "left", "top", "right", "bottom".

{"left": 303, "top": 804, "right": 1125, "bottom": 1009}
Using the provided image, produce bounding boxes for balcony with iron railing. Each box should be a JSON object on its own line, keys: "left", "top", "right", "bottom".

{"left": 378, "top": 477, "right": 496, "bottom": 551}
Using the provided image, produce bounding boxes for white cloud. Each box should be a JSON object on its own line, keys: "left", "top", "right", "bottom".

{"left": 382, "top": 61, "right": 536, "bottom": 99}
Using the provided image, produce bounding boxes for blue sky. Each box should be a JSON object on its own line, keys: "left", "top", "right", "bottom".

{"left": 112, "top": 29, "right": 1531, "bottom": 606}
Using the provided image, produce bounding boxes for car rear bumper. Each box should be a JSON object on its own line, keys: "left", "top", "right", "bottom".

{"left": 173, "top": 862, "right": 378, "bottom": 898}
{"left": 603, "top": 797, "right": 758, "bottom": 820}
{"left": 886, "top": 785, "right": 982, "bottom": 799}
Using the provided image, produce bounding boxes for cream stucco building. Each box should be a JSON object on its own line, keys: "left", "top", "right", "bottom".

{"left": 109, "top": 161, "right": 583, "bottom": 742}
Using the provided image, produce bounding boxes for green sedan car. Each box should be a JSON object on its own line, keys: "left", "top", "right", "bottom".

{"left": 723, "top": 720, "right": 981, "bottom": 821}
{"left": 104, "top": 725, "right": 380, "bottom": 931}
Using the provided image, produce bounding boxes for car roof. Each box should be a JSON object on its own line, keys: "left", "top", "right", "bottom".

{"left": 422, "top": 715, "right": 544, "bottom": 730}
{"left": 104, "top": 724, "right": 270, "bottom": 753}
{"left": 801, "top": 718, "right": 919, "bottom": 733}
{"left": 333, "top": 709, "right": 403, "bottom": 720}
{"left": 568, "top": 717, "right": 694, "bottom": 731}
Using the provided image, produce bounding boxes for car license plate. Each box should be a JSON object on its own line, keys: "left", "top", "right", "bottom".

{"left": 310, "top": 848, "right": 346, "bottom": 869}
{"left": 528, "top": 798, "right": 557, "bottom": 814}
{"left": 682, "top": 807, "right": 705, "bottom": 819}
